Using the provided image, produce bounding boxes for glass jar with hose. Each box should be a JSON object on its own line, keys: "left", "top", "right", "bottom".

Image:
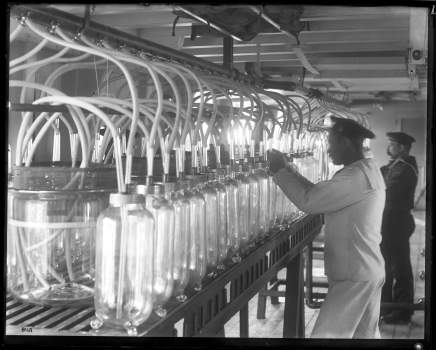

{"left": 7, "top": 164, "right": 115, "bottom": 307}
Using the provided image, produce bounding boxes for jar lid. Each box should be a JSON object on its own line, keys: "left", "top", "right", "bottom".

{"left": 109, "top": 193, "right": 144, "bottom": 205}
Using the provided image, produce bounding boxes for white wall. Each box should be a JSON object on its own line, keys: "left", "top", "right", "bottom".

{"left": 356, "top": 100, "right": 427, "bottom": 198}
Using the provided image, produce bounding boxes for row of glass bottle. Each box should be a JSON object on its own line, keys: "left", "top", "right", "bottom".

{"left": 91, "top": 161, "right": 301, "bottom": 335}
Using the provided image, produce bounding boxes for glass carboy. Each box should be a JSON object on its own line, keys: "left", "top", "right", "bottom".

{"left": 247, "top": 164, "right": 260, "bottom": 245}
{"left": 201, "top": 174, "right": 219, "bottom": 276}
{"left": 145, "top": 184, "right": 175, "bottom": 318}
{"left": 254, "top": 162, "right": 270, "bottom": 240}
{"left": 184, "top": 177, "right": 207, "bottom": 291}
{"left": 167, "top": 182, "right": 191, "bottom": 302}
{"left": 234, "top": 165, "right": 250, "bottom": 255}
{"left": 209, "top": 169, "right": 228, "bottom": 270}
{"left": 224, "top": 165, "right": 241, "bottom": 263}
{"left": 91, "top": 193, "right": 154, "bottom": 336}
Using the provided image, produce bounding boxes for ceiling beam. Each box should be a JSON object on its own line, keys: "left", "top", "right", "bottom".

{"left": 234, "top": 56, "right": 406, "bottom": 69}
{"left": 249, "top": 5, "right": 319, "bottom": 75}
{"left": 210, "top": 56, "right": 406, "bottom": 68}
{"left": 87, "top": 13, "right": 193, "bottom": 28}
{"left": 311, "top": 56, "right": 406, "bottom": 70}
{"left": 50, "top": 4, "right": 175, "bottom": 16}
{"left": 210, "top": 55, "right": 302, "bottom": 64}
{"left": 301, "top": 5, "right": 409, "bottom": 21}
{"left": 175, "top": 6, "right": 245, "bottom": 42}
{"left": 182, "top": 29, "right": 409, "bottom": 48}
{"left": 261, "top": 68, "right": 409, "bottom": 79}
{"left": 304, "top": 18, "right": 408, "bottom": 31}
{"left": 182, "top": 43, "right": 407, "bottom": 57}
{"left": 326, "top": 82, "right": 416, "bottom": 92}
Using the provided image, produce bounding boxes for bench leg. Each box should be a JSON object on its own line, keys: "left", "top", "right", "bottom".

{"left": 283, "top": 253, "right": 305, "bottom": 338}
{"left": 256, "top": 287, "right": 268, "bottom": 319}
{"left": 240, "top": 303, "right": 249, "bottom": 337}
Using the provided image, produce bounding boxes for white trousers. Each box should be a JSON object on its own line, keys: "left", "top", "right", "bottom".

{"left": 310, "top": 278, "right": 384, "bottom": 339}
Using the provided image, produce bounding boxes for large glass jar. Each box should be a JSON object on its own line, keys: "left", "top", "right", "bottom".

{"left": 254, "top": 162, "right": 270, "bottom": 240}
{"left": 209, "top": 169, "right": 228, "bottom": 270}
{"left": 224, "top": 165, "right": 241, "bottom": 263}
{"left": 144, "top": 184, "right": 175, "bottom": 318}
{"left": 247, "top": 164, "right": 260, "bottom": 245}
{"left": 235, "top": 165, "right": 250, "bottom": 255}
{"left": 7, "top": 164, "right": 115, "bottom": 307}
{"left": 91, "top": 193, "right": 154, "bottom": 335}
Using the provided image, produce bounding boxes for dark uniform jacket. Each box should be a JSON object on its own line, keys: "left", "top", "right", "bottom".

{"left": 380, "top": 155, "right": 418, "bottom": 212}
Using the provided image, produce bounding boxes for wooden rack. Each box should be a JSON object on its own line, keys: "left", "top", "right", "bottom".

{"left": 6, "top": 214, "right": 322, "bottom": 338}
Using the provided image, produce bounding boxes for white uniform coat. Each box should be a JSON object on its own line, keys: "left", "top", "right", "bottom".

{"left": 274, "top": 158, "right": 386, "bottom": 338}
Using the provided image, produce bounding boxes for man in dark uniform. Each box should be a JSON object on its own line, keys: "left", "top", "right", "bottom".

{"left": 380, "top": 132, "right": 418, "bottom": 324}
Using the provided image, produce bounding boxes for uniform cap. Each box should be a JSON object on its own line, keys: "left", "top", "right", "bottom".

{"left": 330, "top": 116, "right": 375, "bottom": 140}
{"left": 386, "top": 132, "right": 415, "bottom": 146}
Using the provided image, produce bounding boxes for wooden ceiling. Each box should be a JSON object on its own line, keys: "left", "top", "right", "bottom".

{"left": 30, "top": 4, "right": 430, "bottom": 104}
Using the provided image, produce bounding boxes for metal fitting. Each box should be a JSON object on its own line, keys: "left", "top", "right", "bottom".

{"left": 48, "top": 21, "right": 59, "bottom": 34}
{"left": 17, "top": 13, "right": 29, "bottom": 26}
{"left": 73, "top": 31, "right": 82, "bottom": 41}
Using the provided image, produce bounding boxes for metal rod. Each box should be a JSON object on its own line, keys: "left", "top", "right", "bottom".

{"left": 10, "top": 5, "right": 245, "bottom": 81}
{"left": 176, "top": 6, "right": 244, "bottom": 42}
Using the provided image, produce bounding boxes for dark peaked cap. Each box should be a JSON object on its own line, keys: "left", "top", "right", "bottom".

{"left": 330, "top": 116, "right": 375, "bottom": 140}
{"left": 386, "top": 132, "right": 415, "bottom": 146}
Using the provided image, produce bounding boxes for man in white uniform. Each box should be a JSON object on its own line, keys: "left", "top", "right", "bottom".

{"left": 268, "top": 117, "right": 386, "bottom": 338}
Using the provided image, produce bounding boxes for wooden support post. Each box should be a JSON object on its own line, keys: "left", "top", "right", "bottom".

{"left": 283, "top": 252, "right": 305, "bottom": 338}
{"left": 240, "top": 303, "right": 249, "bottom": 337}
{"left": 306, "top": 243, "right": 313, "bottom": 304}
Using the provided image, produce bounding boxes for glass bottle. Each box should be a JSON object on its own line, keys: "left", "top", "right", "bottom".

{"left": 144, "top": 184, "right": 175, "bottom": 318}
{"left": 184, "top": 178, "right": 207, "bottom": 291}
{"left": 201, "top": 173, "right": 219, "bottom": 277}
{"left": 91, "top": 193, "right": 154, "bottom": 336}
{"left": 267, "top": 164, "right": 277, "bottom": 230}
{"left": 209, "top": 169, "right": 228, "bottom": 271}
{"left": 167, "top": 182, "right": 191, "bottom": 302}
{"left": 234, "top": 165, "right": 250, "bottom": 255}
{"left": 247, "top": 164, "right": 260, "bottom": 245}
{"left": 254, "top": 162, "right": 270, "bottom": 240}
{"left": 275, "top": 185, "right": 286, "bottom": 229}
{"left": 224, "top": 165, "right": 241, "bottom": 263}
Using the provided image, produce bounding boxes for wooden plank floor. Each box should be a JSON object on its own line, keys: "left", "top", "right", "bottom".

{"left": 224, "top": 210, "right": 426, "bottom": 339}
